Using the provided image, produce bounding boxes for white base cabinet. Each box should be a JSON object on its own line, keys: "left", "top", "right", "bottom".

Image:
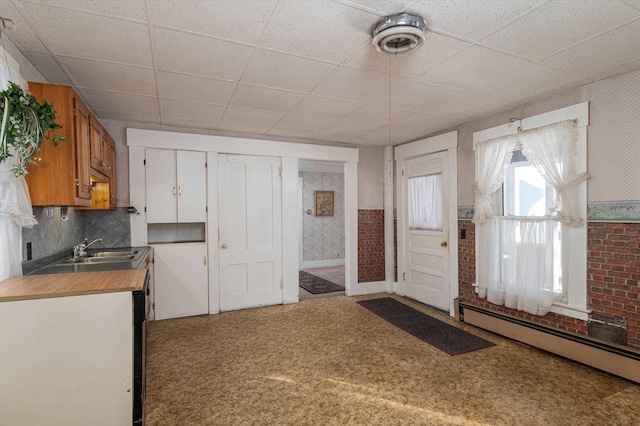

{"left": 0, "top": 292, "right": 132, "bottom": 426}
{"left": 153, "top": 243, "right": 208, "bottom": 320}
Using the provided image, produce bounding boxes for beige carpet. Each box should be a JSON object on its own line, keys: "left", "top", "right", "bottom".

{"left": 145, "top": 294, "right": 639, "bottom": 425}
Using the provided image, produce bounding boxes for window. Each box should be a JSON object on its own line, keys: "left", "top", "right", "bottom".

{"left": 408, "top": 173, "right": 442, "bottom": 230}
{"left": 472, "top": 103, "right": 589, "bottom": 320}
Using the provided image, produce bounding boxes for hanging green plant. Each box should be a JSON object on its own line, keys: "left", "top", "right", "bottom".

{"left": 0, "top": 81, "right": 66, "bottom": 177}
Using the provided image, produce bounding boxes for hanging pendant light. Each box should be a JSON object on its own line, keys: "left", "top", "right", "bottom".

{"left": 371, "top": 13, "right": 427, "bottom": 54}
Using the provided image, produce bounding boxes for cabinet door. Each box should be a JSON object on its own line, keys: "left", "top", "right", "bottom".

{"left": 74, "top": 97, "right": 92, "bottom": 200}
{"left": 108, "top": 142, "right": 117, "bottom": 209}
{"left": 153, "top": 244, "right": 208, "bottom": 320}
{"left": 176, "top": 150, "right": 207, "bottom": 223}
{"left": 90, "top": 120, "right": 107, "bottom": 173}
{"left": 145, "top": 149, "right": 177, "bottom": 223}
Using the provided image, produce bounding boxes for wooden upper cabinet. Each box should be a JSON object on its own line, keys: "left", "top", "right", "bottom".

{"left": 25, "top": 83, "right": 92, "bottom": 207}
{"left": 107, "top": 137, "right": 118, "bottom": 209}
{"left": 25, "top": 82, "right": 116, "bottom": 208}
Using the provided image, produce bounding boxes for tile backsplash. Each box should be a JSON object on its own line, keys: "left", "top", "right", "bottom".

{"left": 22, "top": 207, "right": 131, "bottom": 261}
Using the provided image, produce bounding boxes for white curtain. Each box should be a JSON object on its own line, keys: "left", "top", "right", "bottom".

{"left": 0, "top": 47, "right": 36, "bottom": 281}
{"left": 474, "top": 119, "right": 583, "bottom": 316}
{"left": 409, "top": 174, "right": 442, "bottom": 230}
{"left": 520, "top": 120, "right": 588, "bottom": 227}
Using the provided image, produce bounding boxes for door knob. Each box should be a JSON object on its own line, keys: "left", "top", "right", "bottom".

{"left": 441, "top": 241, "right": 448, "bottom": 247}
{"left": 221, "top": 243, "right": 228, "bottom": 249}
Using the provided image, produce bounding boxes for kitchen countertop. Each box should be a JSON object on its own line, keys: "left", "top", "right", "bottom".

{"left": 0, "top": 269, "right": 148, "bottom": 302}
{"left": 1, "top": 246, "right": 151, "bottom": 302}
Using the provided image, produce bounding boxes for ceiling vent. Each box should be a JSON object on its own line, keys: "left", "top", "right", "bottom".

{"left": 371, "top": 13, "right": 427, "bottom": 54}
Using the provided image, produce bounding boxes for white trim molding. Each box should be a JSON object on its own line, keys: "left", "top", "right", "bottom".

{"left": 348, "top": 281, "right": 389, "bottom": 296}
{"left": 301, "top": 259, "right": 345, "bottom": 269}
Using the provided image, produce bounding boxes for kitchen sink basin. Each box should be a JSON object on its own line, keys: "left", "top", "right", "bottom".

{"left": 88, "top": 250, "right": 139, "bottom": 258}
{"left": 58, "top": 255, "right": 136, "bottom": 264}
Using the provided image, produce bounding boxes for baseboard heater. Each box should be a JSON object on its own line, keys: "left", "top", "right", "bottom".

{"left": 458, "top": 301, "right": 640, "bottom": 384}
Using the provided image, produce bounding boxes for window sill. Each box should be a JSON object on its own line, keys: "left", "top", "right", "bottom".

{"left": 550, "top": 302, "right": 591, "bottom": 321}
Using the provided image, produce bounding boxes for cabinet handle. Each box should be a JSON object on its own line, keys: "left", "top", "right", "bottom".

{"left": 178, "top": 186, "right": 182, "bottom": 196}
{"left": 172, "top": 186, "right": 176, "bottom": 196}
{"left": 203, "top": 256, "right": 207, "bottom": 265}
{"left": 101, "top": 162, "right": 106, "bottom": 166}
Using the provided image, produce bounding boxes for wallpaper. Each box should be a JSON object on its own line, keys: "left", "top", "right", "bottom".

{"left": 300, "top": 171, "right": 345, "bottom": 262}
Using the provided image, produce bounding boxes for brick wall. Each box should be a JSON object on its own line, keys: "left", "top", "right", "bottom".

{"left": 358, "top": 210, "right": 385, "bottom": 283}
{"left": 458, "top": 221, "right": 640, "bottom": 349}
{"left": 588, "top": 222, "right": 640, "bottom": 348}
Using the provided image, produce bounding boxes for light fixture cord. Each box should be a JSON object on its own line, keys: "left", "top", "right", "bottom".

{"left": 388, "top": 55, "right": 391, "bottom": 146}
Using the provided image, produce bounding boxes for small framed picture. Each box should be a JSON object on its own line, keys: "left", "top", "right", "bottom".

{"left": 315, "top": 190, "right": 334, "bottom": 217}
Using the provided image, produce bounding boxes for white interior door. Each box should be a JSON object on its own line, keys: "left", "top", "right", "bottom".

{"left": 218, "top": 154, "right": 282, "bottom": 311}
{"left": 402, "top": 152, "right": 450, "bottom": 311}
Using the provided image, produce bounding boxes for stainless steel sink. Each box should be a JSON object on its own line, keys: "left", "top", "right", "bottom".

{"left": 88, "top": 250, "right": 139, "bottom": 258}
{"left": 56, "top": 250, "right": 140, "bottom": 264}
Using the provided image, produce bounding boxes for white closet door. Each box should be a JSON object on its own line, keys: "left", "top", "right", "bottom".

{"left": 146, "top": 149, "right": 177, "bottom": 223}
{"left": 153, "top": 243, "right": 208, "bottom": 320}
{"left": 177, "top": 150, "right": 207, "bottom": 223}
{"left": 218, "top": 154, "right": 282, "bottom": 311}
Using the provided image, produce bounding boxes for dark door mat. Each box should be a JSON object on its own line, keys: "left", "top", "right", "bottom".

{"left": 358, "top": 297, "right": 495, "bottom": 355}
{"left": 299, "top": 271, "right": 345, "bottom": 295}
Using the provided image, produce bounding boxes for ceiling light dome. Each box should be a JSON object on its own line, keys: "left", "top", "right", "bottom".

{"left": 371, "top": 13, "right": 427, "bottom": 54}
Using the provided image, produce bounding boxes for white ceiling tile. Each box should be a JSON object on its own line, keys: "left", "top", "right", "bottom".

{"left": 412, "top": 0, "right": 546, "bottom": 40}
{"left": 218, "top": 107, "right": 284, "bottom": 134}
{"left": 541, "top": 19, "right": 640, "bottom": 77}
{"left": 161, "top": 98, "right": 226, "bottom": 124}
{"left": 347, "top": 32, "right": 471, "bottom": 78}
{"left": 380, "top": 81, "right": 460, "bottom": 113}
{"left": 60, "top": 57, "right": 157, "bottom": 95}
{"left": 313, "top": 67, "right": 389, "bottom": 103}
{"left": 483, "top": 0, "right": 640, "bottom": 60}
{"left": 230, "top": 85, "right": 305, "bottom": 113}
{"left": 0, "top": 1, "right": 47, "bottom": 52}
{"left": 269, "top": 114, "right": 336, "bottom": 135}
{"left": 289, "top": 96, "right": 364, "bottom": 120}
{"left": 242, "top": 50, "right": 338, "bottom": 93}
{"left": 158, "top": 71, "right": 237, "bottom": 105}
{"left": 95, "top": 109, "right": 161, "bottom": 125}
{"left": 82, "top": 89, "right": 160, "bottom": 117}
{"left": 336, "top": 0, "right": 416, "bottom": 15}
{"left": 421, "top": 93, "right": 507, "bottom": 120}
{"left": 154, "top": 27, "right": 254, "bottom": 81}
{"left": 318, "top": 119, "right": 383, "bottom": 139}
{"left": 20, "top": 3, "right": 153, "bottom": 66}
{"left": 148, "top": 0, "right": 277, "bottom": 44}
{"left": 478, "top": 64, "right": 576, "bottom": 103}
{"left": 23, "top": 52, "right": 73, "bottom": 86}
{"left": 26, "top": 0, "right": 148, "bottom": 20}
{"left": 260, "top": 0, "right": 378, "bottom": 63}
{"left": 623, "top": 0, "right": 640, "bottom": 9}
{"left": 162, "top": 117, "right": 219, "bottom": 131}
{"left": 342, "top": 104, "right": 408, "bottom": 125}
{"left": 419, "top": 46, "right": 531, "bottom": 92}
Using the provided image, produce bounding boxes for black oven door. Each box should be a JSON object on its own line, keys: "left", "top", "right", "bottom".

{"left": 133, "top": 271, "right": 149, "bottom": 425}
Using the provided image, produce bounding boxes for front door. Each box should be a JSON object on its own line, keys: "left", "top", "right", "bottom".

{"left": 218, "top": 154, "right": 283, "bottom": 311}
{"left": 402, "top": 152, "right": 450, "bottom": 311}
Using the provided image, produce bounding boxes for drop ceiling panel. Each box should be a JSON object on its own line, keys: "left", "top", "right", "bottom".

{"left": 0, "top": 1, "right": 47, "bottom": 52}
{"left": 95, "top": 109, "right": 161, "bottom": 125}
{"left": 82, "top": 88, "right": 160, "bottom": 118}
{"left": 421, "top": 93, "right": 506, "bottom": 120}
{"left": 411, "top": 0, "right": 546, "bottom": 40}
{"left": 19, "top": 3, "right": 153, "bottom": 66}
{"left": 242, "top": 50, "right": 338, "bottom": 93}
{"left": 23, "top": 52, "right": 72, "bottom": 86}
{"left": 419, "top": 46, "right": 531, "bottom": 92}
{"left": 336, "top": 0, "right": 416, "bottom": 15}
{"left": 313, "top": 67, "right": 390, "bottom": 103}
{"left": 27, "top": 0, "right": 148, "bottom": 20}
{"left": 478, "top": 63, "right": 578, "bottom": 103}
{"left": 383, "top": 81, "right": 460, "bottom": 113}
{"left": 158, "top": 71, "right": 237, "bottom": 105}
{"left": 269, "top": 114, "right": 336, "bottom": 136}
{"left": 230, "top": 84, "right": 306, "bottom": 113}
{"left": 60, "top": 57, "right": 157, "bottom": 95}
{"left": 541, "top": 19, "right": 640, "bottom": 77}
{"left": 218, "top": 107, "right": 284, "bottom": 134}
{"left": 482, "top": 0, "right": 640, "bottom": 60}
{"left": 260, "top": 0, "right": 377, "bottom": 63}
{"left": 161, "top": 117, "right": 219, "bottom": 131}
{"left": 154, "top": 27, "right": 254, "bottom": 80}
{"left": 289, "top": 96, "right": 364, "bottom": 120}
{"left": 161, "top": 98, "right": 226, "bottom": 124}
{"left": 147, "top": 0, "right": 277, "bottom": 44}
{"left": 347, "top": 31, "right": 471, "bottom": 78}
{"left": 342, "top": 104, "right": 409, "bottom": 125}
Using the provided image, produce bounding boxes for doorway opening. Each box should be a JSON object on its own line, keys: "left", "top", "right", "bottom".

{"left": 298, "top": 160, "right": 346, "bottom": 300}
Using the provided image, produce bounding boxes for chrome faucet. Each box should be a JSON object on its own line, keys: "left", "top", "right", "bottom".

{"left": 73, "top": 238, "right": 102, "bottom": 260}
